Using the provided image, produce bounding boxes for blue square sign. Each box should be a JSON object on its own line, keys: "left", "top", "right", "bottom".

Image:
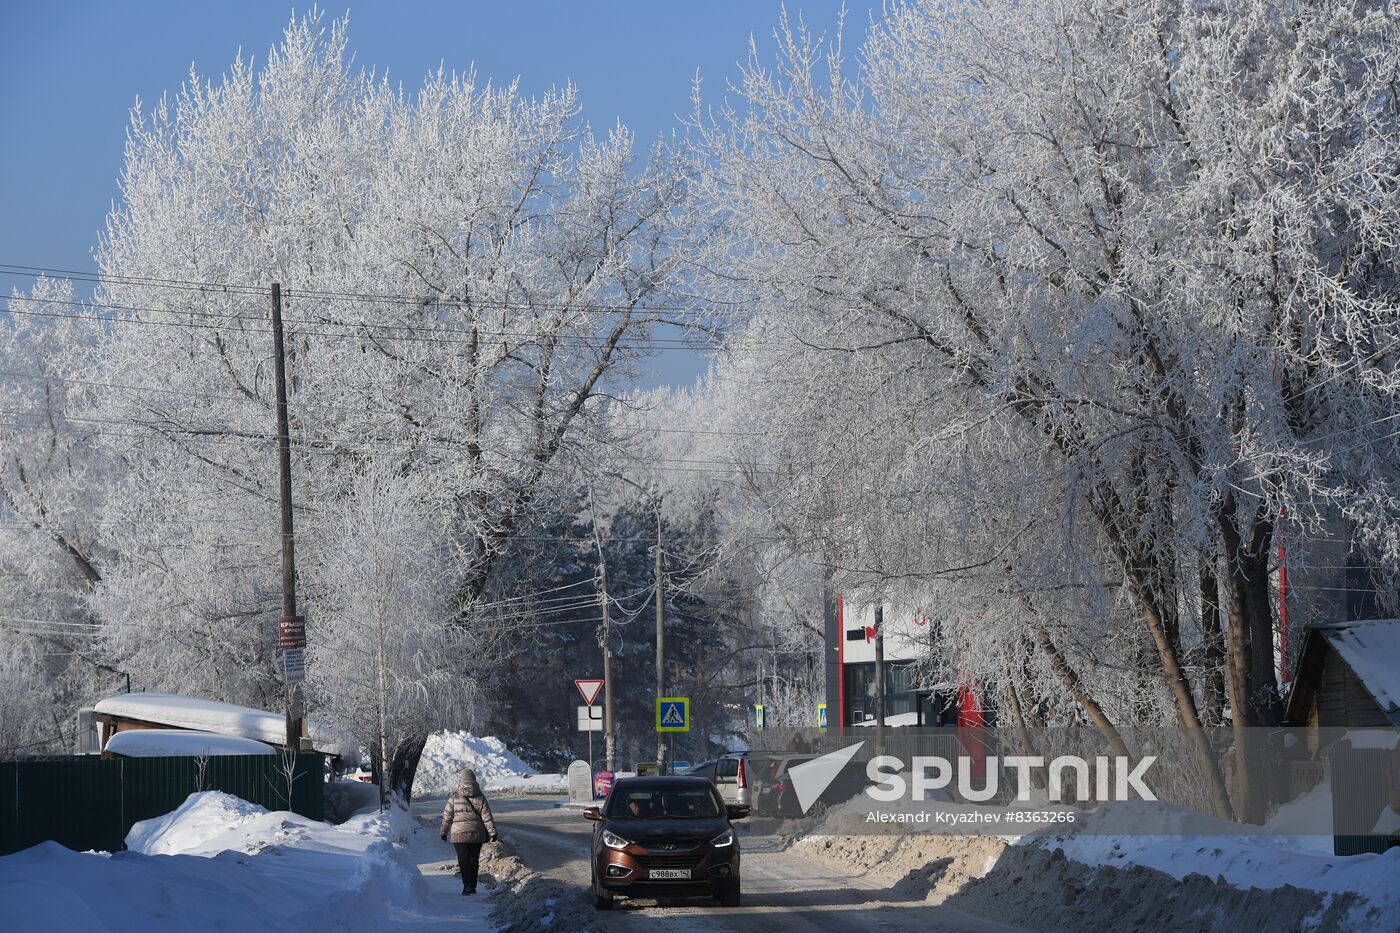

{"left": 656, "top": 697, "right": 690, "bottom": 733}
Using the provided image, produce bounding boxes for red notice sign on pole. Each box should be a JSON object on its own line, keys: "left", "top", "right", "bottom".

{"left": 278, "top": 615, "right": 306, "bottom": 649}
{"left": 575, "top": 678, "right": 604, "bottom": 706}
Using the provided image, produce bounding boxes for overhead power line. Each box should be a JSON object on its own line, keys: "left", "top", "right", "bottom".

{"left": 0, "top": 296, "right": 722, "bottom": 351}
{"left": 0, "top": 262, "right": 753, "bottom": 317}
{"left": 0, "top": 364, "right": 767, "bottom": 437}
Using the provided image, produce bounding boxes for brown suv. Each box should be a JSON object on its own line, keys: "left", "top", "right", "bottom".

{"left": 583, "top": 775, "right": 747, "bottom": 909}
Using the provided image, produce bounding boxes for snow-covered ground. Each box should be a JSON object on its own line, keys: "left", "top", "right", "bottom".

{"left": 415, "top": 730, "right": 564, "bottom": 796}
{"left": 1018, "top": 792, "right": 1399, "bottom": 923}
{"left": 0, "top": 791, "right": 495, "bottom": 932}
{"left": 798, "top": 785, "right": 1400, "bottom": 928}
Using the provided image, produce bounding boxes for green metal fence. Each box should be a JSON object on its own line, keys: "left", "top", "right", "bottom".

{"left": 0, "top": 753, "right": 324, "bottom": 856}
{"left": 1329, "top": 746, "right": 1398, "bottom": 856}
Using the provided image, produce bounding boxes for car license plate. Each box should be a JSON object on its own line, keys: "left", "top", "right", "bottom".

{"left": 648, "top": 868, "right": 691, "bottom": 880}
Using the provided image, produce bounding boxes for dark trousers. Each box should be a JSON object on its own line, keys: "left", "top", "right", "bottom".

{"left": 453, "top": 841, "right": 482, "bottom": 892}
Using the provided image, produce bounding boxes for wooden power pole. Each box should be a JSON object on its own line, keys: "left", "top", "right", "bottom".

{"left": 584, "top": 476, "right": 616, "bottom": 773}
{"left": 598, "top": 557, "right": 615, "bottom": 772}
{"left": 270, "top": 283, "right": 305, "bottom": 750}
{"left": 654, "top": 503, "right": 666, "bottom": 774}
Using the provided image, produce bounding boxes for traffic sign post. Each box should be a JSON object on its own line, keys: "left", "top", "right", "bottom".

{"left": 817, "top": 703, "right": 828, "bottom": 731}
{"left": 656, "top": 697, "right": 690, "bottom": 733}
{"left": 755, "top": 704, "right": 765, "bottom": 731}
{"left": 577, "top": 704, "right": 603, "bottom": 770}
{"left": 575, "top": 678, "right": 605, "bottom": 706}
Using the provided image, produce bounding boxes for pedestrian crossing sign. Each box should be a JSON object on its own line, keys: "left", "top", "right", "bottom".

{"left": 817, "top": 703, "right": 828, "bottom": 731}
{"left": 656, "top": 697, "right": 690, "bottom": 733}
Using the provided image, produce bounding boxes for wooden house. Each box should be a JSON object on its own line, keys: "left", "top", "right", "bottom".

{"left": 1284, "top": 619, "right": 1400, "bottom": 730}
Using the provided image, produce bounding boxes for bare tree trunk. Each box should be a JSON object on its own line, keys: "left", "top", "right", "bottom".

{"left": 1029, "top": 622, "right": 1132, "bottom": 760}
{"left": 1242, "top": 519, "right": 1281, "bottom": 726}
{"left": 1122, "top": 564, "right": 1236, "bottom": 821}
{"left": 1003, "top": 665, "right": 1044, "bottom": 790}
{"left": 377, "top": 632, "right": 389, "bottom": 811}
{"left": 1219, "top": 510, "right": 1264, "bottom": 823}
{"left": 389, "top": 733, "right": 428, "bottom": 806}
{"left": 1199, "top": 562, "right": 1227, "bottom": 727}
{"left": 1017, "top": 678, "right": 1046, "bottom": 729}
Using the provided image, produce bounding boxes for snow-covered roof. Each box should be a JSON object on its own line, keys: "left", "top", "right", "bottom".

{"left": 105, "top": 729, "right": 276, "bottom": 758}
{"left": 93, "top": 692, "right": 356, "bottom": 759}
{"left": 1314, "top": 619, "right": 1400, "bottom": 725}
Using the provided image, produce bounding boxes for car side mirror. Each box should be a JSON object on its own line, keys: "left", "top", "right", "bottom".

{"left": 582, "top": 806, "right": 602, "bottom": 821}
{"left": 726, "top": 805, "right": 750, "bottom": 821}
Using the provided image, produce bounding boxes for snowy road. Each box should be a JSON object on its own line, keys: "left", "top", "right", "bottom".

{"left": 479, "top": 797, "right": 1027, "bottom": 932}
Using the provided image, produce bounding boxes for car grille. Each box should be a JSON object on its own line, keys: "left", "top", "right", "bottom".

{"left": 635, "top": 853, "right": 704, "bottom": 871}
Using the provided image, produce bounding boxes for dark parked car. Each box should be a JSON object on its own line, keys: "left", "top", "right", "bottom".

{"left": 583, "top": 776, "right": 747, "bottom": 909}
{"left": 753, "top": 753, "right": 871, "bottom": 818}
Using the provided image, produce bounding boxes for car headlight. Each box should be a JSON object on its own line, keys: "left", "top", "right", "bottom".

{"left": 711, "top": 828, "right": 734, "bottom": 848}
{"left": 602, "top": 829, "right": 631, "bottom": 850}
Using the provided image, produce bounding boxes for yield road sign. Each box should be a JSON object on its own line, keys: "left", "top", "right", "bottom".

{"left": 575, "top": 678, "right": 605, "bottom": 705}
{"left": 656, "top": 697, "right": 690, "bottom": 733}
{"left": 577, "top": 705, "right": 603, "bottom": 732}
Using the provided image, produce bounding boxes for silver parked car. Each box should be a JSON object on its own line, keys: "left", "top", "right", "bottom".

{"left": 683, "top": 754, "right": 755, "bottom": 807}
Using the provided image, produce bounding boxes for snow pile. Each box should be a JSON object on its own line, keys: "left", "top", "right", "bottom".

{"left": 796, "top": 791, "right": 1399, "bottom": 929}
{"left": 125, "top": 791, "right": 267, "bottom": 855}
{"left": 0, "top": 791, "right": 471, "bottom": 932}
{"left": 415, "top": 730, "right": 564, "bottom": 795}
{"left": 1022, "top": 797, "right": 1400, "bottom": 924}
{"left": 105, "top": 729, "right": 276, "bottom": 758}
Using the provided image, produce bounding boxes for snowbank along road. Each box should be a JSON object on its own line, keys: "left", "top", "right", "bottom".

{"left": 473, "top": 797, "right": 1027, "bottom": 931}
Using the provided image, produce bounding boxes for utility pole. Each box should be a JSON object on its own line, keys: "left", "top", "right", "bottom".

{"left": 874, "top": 603, "right": 886, "bottom": 758}
{"left": 655, "top": 502, "right": 666, "bottom": 774}
{"left": 270, "top": 283, "right": 304, "bottom": 750}
{"left": 583, "top": 475, "right": 616, "bottom": 773}
{"left": 598, "top": 556, "right": 615, "bottom": 772}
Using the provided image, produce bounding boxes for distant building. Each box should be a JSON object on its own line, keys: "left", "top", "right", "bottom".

{"left": 822, "top": 594, "right": 987, "bottom": 733}
{"left": 1284, "top": 619, "right": 1400, "bottom": 730}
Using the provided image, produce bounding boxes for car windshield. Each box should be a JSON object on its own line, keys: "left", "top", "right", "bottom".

{"left": 608, "top": 786, "right": 722, "bottom": 820}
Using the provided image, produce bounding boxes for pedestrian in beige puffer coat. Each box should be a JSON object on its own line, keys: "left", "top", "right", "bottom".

{"left": 439, "top": 768, "right": 498, "bottom": 895}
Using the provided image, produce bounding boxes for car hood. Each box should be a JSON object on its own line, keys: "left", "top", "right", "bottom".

{"left": 604, "top": 817, "right": 728, "bottom": 846}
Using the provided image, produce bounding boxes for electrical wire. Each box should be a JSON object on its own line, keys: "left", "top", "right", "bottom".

{"left": 0, "top": 293, "right": 722, "bottom": 351}
{"left": 0, "top": 263, "right": 753, "bottom": 317}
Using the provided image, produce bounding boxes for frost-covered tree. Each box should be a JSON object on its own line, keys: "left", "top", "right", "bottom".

{"left": 0, "top": 11, "right": 689, "bottom": 769}
{"left": 307, "top": 463, "right": 471, "bottom": 803}
{"left": 688, "top": 0, "right": 1400, "bottom": 820}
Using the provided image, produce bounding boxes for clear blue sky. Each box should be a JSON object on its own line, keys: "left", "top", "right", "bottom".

{"left": 0, "top": 1, "right": 868, "bottom": 387}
